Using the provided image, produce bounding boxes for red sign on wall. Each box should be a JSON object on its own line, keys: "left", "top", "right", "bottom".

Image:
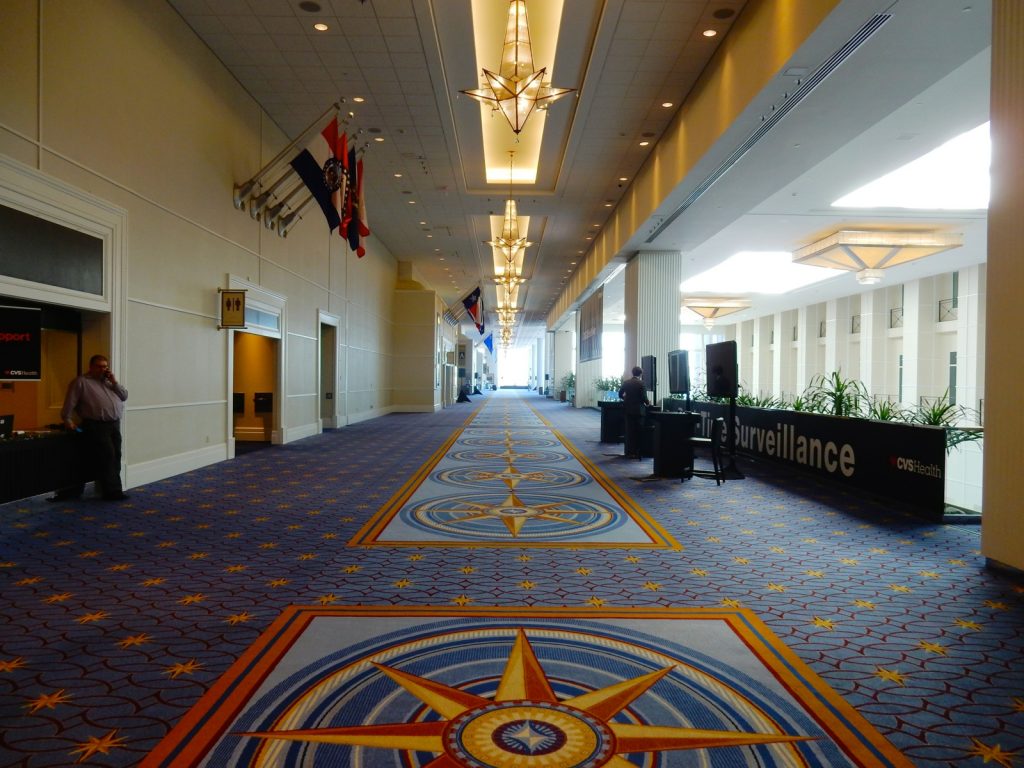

{"left": 0, "top": 305, "right": 42, "bottom": 381}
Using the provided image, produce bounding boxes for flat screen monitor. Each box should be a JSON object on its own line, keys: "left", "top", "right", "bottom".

{"left": 705, "top": 341, "right": 738, "bottom": 399}
{"left": 640, "top": 354, "right": 656, "bottom": 391}
{"left": 667, "top": 349, "right": 689, "bottom": 394}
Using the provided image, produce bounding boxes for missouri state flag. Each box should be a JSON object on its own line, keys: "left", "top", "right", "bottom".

{"left": 290, "top": 117, "right": 342, "bottom": 232}
{"left": 462, "top": 286, "right": 484, "bottom": 335}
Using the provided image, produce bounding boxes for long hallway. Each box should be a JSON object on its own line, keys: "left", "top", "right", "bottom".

{"left": 1, "top": 392, "right": 1021, "bottom": 767}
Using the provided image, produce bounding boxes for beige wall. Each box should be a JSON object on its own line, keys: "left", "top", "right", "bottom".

{"left": 0, "top": 0, "right": 400, "bottom": 485}
{"left": 392, "top": 290, "right": 441, "bottom": 412}
{"left": 982, "top": 0, "right": 1024, "bottom": 570}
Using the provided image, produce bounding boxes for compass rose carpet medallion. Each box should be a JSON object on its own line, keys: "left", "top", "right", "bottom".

{"left": 148, "top": 399, "right": 910, "bottom": 767}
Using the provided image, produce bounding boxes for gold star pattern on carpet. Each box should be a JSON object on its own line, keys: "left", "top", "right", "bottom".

{"left": 967, "top": 738, "right": 1018, "bottom": 768}
{"left": 70, "top": 730, "right": 126, "bottom": 764}
{"left": 26, "top": 689, "right": 71, "bottom": 713}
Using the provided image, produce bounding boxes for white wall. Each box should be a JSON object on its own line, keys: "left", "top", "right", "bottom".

{"left": 0, "top": 0, "right": 400, "bottom": 485}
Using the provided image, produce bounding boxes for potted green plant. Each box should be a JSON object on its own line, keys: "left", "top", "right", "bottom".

{"left": 560, "top": 372, "right": 576, "bottom": 403}
{"left": 594, "top": 376, "right": 622, "bottom": 401}
{"left": 804, "top": 370, "right": 868, "bottom": 417}
{"left": 912, "top": 389, "right": 984, "bottom": 451}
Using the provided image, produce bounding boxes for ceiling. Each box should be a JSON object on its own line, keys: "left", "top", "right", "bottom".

{"left": 168, "top": 0, "right": 991, "bottom": 345}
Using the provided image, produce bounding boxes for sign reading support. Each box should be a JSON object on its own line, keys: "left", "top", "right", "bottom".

{"left": 219, "top": 289, "right": 246, "bottom": 329}
{"left": 0, "top": 305, "right": 42, "bottom": 380}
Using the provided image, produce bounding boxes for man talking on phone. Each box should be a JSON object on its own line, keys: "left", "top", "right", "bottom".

{"left": 52, "top": 354, "right": 129, "bottom": 501}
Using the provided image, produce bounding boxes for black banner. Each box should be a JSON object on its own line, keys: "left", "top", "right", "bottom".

{"left": 578, "top": 288, "right": 602, "bottom": 362}
{"left": 0, "top": 305, "right": 42, "bottom": 381}
{"left": 689, "top": 402, "right": 946, "bottom": 518}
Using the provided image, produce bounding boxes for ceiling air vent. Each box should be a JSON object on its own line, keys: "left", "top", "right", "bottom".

{"left": 644, "top": 13, "right": 892, "bottom": 244}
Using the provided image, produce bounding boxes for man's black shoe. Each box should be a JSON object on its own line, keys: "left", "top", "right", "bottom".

{"left": 103, "top": 493, "right": 130, "bottom": 501}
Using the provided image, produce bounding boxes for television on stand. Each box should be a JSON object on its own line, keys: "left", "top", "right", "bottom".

{"left": 704, "top": 340, "right": 743, "bottom": 478}
{"left": 705, "top": 340, "right": 738, "bottom": 399}
{"left": 667, "top": 349, "right": 690, "bottom": 410}
{"left": 640, "top": 354, "right": 657, "bottom": 405}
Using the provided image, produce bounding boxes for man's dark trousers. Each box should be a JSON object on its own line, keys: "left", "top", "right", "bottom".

{"left": 58, "top": 419, "right": 123, "bottom": 498}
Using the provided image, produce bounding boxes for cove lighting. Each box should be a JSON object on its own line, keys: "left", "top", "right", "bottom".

{"left": 680, "top": 251, "right": 838, "bottom": 294}
{"left": 833, "top": 122, "right": 990, "bottom": 209}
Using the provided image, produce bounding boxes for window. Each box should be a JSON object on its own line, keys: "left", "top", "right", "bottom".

{"left": 949, "top": 351, "right": 957, "bottom": 405}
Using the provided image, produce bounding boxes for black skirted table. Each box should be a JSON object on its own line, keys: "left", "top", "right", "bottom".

{"left": 597, "top": 401, "right": 658, "bottom": 458}
{"left": 0, "top": 432, "right": 90, "bottom": 503}
{"left": 646, "top": 410, "right": 701, "bottom": 479}
{"left": 597, "top": 400, "right": 625, "bottom": 443}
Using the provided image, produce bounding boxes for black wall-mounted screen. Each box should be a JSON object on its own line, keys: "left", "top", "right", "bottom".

{"left": 706, "top": 341, "right": 738, "bottom": 398}
{"left": 667, "top": 349, "right": 690, "bottom": 394}
{"left": 0, "top": 204, "right": 103, "bottom": 295}
{"left": 0, "top": 305, "right": 42, "bottom": 380}
{"left": 640, "top": 354, "right": 656, "bottom": 391}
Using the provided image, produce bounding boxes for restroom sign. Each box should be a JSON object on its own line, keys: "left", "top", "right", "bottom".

{"left": 219, "top": 289, "right": 246, "bottom": 329}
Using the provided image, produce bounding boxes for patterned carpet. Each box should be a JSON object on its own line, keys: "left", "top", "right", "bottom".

{"left": 1, "top": 391, "right": 1022, "bottom": 767}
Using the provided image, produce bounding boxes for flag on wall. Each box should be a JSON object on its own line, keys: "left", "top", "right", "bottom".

{"left": 483, "top": 333, "right": 494, "bottom": 355}
{"left": 355, "top": 156, "right": 370, "bottom": 255}
{"left": 290, "top": 117, "right": 342, "bottom": 231}
{"left": 462, "top": 287, "right": 484, "bottom": 335}
{"left": 347, "top": 156, "right": 370, "bottom": 257}
{"left": 336, "top": 131, "right": 350, "bottom": 235}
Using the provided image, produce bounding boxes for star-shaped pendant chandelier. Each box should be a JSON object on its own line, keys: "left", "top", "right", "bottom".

{"left": 461, "top": 0, "right": 576, "bottom": 135}
{"left": 486, "top": 198, "right": 533, "bottom": 262}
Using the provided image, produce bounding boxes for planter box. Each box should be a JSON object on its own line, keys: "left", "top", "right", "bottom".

{"left": 677, "top": 400, "right": 947, "bottom": 520}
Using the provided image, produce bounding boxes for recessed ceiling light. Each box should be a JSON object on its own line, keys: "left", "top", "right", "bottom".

{"left": 426, "top": 234, "right": 433, "bottom": 238}
{"left": 702, "top": 29, "right": 718, "bottom": 37}
{"left": 393, "top": 172, "right": 402, "bottom": 178}
{"left": 352, "top": 96, "right": 365, "bottom": 103}
{"left": 661, "top": 102, "right": 673, "bottom": 108}
{"left": 298, "top": 1, "right": 321, "bottom": 11}
{"left": 639, "top": 141, "right": 650, "bottom": 147}
{"left": 439, "top": 257, "right": 445, "bottom": 261}
{"left": 313, "top": 22, "right": 329, "bottom": 31}
{"left": 408, "top": 200, "right": 415, "bottom": 204}
{"left": 374, "top": 136, "right": 384, "bottom": 142}
{"left": 604, "top": 203, "right": 612, "bottom": 207}
{"left": 618, "top": 177, "right": 628, "bottom": 182}
{"left": 585, "top": 236, "right": 593, "bottom": 241}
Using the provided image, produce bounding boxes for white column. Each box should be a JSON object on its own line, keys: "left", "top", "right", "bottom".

{"left": 629, "top": 251, "right": 683, "bottom": 404}
{"left": 957, "top": 264, "right": 986, "bottom": 418}
{"left": 859, "top": 288, "right": 889, "bottom": 398}
{"left": 824, "top": 297, "right": 850, "bottom": 374}
{"left": 795, "top": 305, "right": 818, "bottom": 390}
{"left": 552, "top": 324, "right": 575, "bottom": 398}
{"left": 901, "top": 277, "right": 938, "bottom": 407}
{"left": 773, "top": 310, "right": 798, "bottom": 398}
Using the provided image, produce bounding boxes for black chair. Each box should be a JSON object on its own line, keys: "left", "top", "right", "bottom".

{"left": 684, "top": 416, "right": 726, "bottom": 485}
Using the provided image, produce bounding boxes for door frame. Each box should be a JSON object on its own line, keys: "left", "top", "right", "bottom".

{"left": 318, "top": 309, "right": 341, "bottom": 430}
{"left": 225, "top": 276, "right": 285, "bottom": 458}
